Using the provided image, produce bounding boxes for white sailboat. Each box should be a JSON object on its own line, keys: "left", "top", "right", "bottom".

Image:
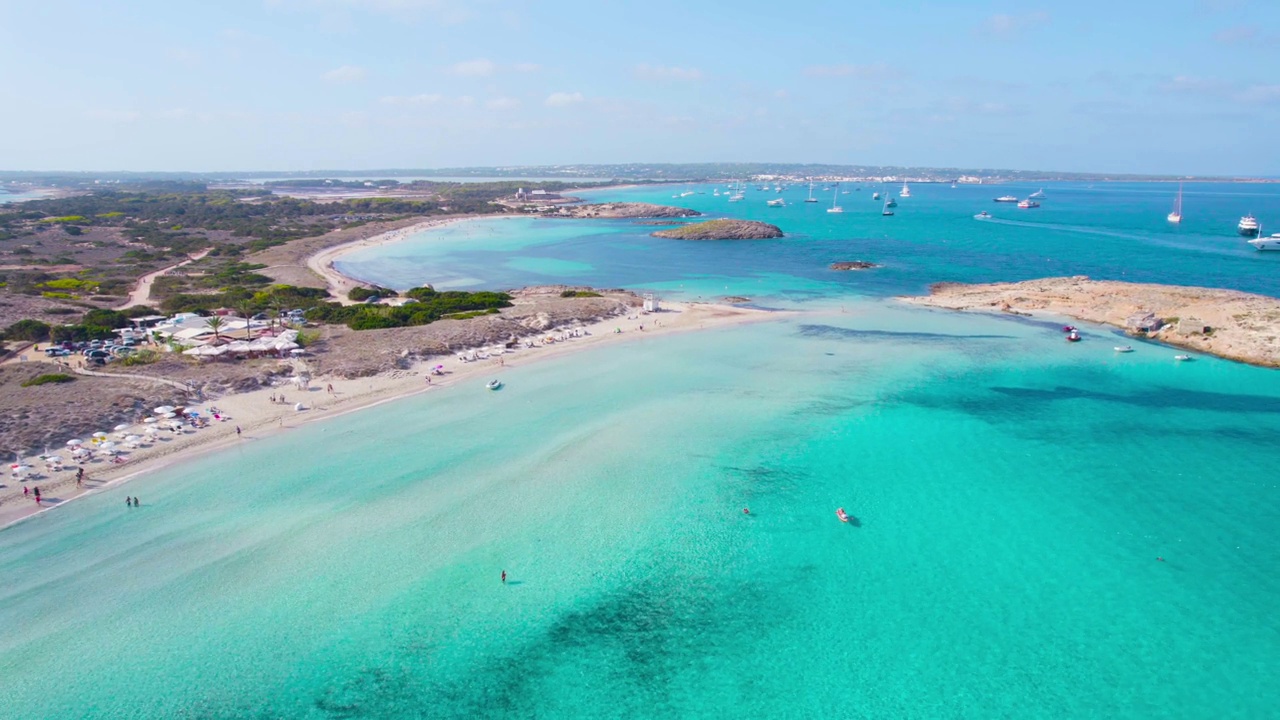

{"left": 881, "top": 196, "right": 894, "bottom": 216}
{"left": 1167, "top": 183, "right": 1183, "bottom": 224}
{"left": 1029, "top": 188, "right": 1046, "bottom": 199}
{"left": 899, "top": 182, "right": 911, "bottom": 198}
{"left": 805, "top": 181, "right": 818, "bottom": 203}
{"left": 826, "top": 183, "right": 843, "bottom": 213}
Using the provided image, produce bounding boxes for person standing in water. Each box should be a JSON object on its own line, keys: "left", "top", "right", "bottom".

{"left": 501, "top": 570, "right": 507, "bottom": 584}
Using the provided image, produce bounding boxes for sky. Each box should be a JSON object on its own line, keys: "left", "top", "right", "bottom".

{"left": 0, "top": 0, "right": 1277, "bottom": 175}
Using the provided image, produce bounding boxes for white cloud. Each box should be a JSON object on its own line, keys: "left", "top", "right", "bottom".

{"left": 485, "top": 97, "right": 521, "bottom": 111}
{"left": 635, "top": 64, "right": 704, "bottom": 81}
{"left": 448, "top": 59, "right": 497, "bottom": 77}
{"left": 977, "top": 11, "right": 1050, "bottom": 37}
{"left": 544, "top": 91, "right": 584, "bottom": 107}
{"left": 1237, "top": 84, "right": 1280, "bottom": 104}
{"left": 802, "top": 63, "right": 896, "bottom": 79}
{"left": 322, "top": 65, "right": 367, "bottom": 83}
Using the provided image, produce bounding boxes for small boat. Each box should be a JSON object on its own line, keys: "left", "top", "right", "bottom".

{"left": 1174, "top": 354, "right": 1193, "bottom": 362}
{"left": 994, "top": 195, "right": 1019, "bottom": 203}
{"left": 885, "top": 197, "right": 897, "bottom": 208}
{"left": 1114, "top": 345, "right": 1134, "bottom": 353}
{"left": 899, "top": 182, "right": 911, "bottom": 198}
{"left": 1062, "top": 326, "right": 1076, "bottom": 333}
{"left": 1167, "top": 183, "right": 1183, "bottom": 224}
{"left": 485, "top": 379, "right": 503, "bottom": 391}
{"left": 881, "top": 196, "right": 894, "bottom": 216}
{"left": 872, "top": 192, "right": 881, "bottom": 200}
{"left": 804, "top": 181, "right": 819, "bottom": 203}
{"left": 1017, "top": 199, "right": 1040, "bottom": 209}
{"left": 1066, "top": 332, "right": 1081, "bottom": 342}
{"left": 974, "top": 211, "right": 991, "bottom": 219}
{"left": 836, "top": 508, "right": 850, "bottom": 523}
{"left": 767, "top": 198, "right": 785, "bottom": 207}
{"left": 1238, "top": 214, "right": 1260, "bottom": 237}
{"left": 1029, "top": 188, "right": 1046, "bottom": 199}
{"left": 827, "top": 183, "right": 843, "bottom": 213}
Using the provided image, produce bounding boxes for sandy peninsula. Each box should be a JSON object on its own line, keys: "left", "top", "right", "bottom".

{"left": 903, "top": 276, "right": 1280, "bottom": 367}
{"left": 0, "top": 214, "right": 782, "bottom": 529}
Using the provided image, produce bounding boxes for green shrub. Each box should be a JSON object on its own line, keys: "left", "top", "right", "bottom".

{"left": 21, "top": 373, "right": 76, "bottom": 387}
{"left": 3, "top": 319, "right": 51, "bottom": 341}
{"left": 42, "top": 291, "right": 74, "bottom": 299}
{"left": 120, "top": 349, "right": 160, "bottom": 366}
{"left": 560, "top": 290, "right": 602, "bottom": 298}
{"left": 38, "top": 215, "right": 88, "bottom": 224}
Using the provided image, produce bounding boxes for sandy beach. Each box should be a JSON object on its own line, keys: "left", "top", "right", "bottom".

{"left": 0, "top": 296, "right": 776, "bottom": 530}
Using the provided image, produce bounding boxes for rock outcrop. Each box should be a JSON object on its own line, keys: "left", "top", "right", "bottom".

{"left": 652, "top": 220, "right": 783, "bottom": 240}
{"left": 830, "top": 261, "right": 881, "bottom": 271}
{"left": 555, "top": 203, "right": 700, "bottom": 219}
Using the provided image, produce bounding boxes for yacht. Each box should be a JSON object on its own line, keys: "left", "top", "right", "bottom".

{"left": 827, "top": 183, "right": 843, "bottom": 213}
{"left": 881, "top": 196, "right": 894, "bottom": 216}
{"left": 804, "top": 181, "right": 819, "bottom": 203}
{"left": 1017, "top": 199, "right": 1040, "bottom": 209}
{"left": 767, "top": 198, "right": 785, "bottom": 207}
{"left": 1167, "top": 183, "right": 1183, "bottom": 224}
{"left": 885, "top": 197, "right": 897, "bottom": 208}
{"left": 1029, "top": 188, "right": 1046, "bottom": 199}
{"left": 1238, "top": 214, "right": 1260, "bottom": 237}
{"left": 1247, "top": 233, "right": 1280, "bottom": 251}
{"left": 899, "top": 182, "right": 911, "bottom": 198}
{"left": 994, "top": 195, "right": 1019, "bottom": 203}
{"left": 872, "top": 191, "right": 881, "bottom": 200}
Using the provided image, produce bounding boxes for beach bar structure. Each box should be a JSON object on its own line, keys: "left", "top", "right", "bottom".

{"left": 643, "top": 293, "right": 660, "bottom": 312}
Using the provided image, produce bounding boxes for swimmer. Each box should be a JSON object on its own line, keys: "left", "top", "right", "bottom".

{"left": 501, "top": 570, "right": 507, "bottom": 583}
{"left": 742, "top": 508, "right": 750, "bottom": 515}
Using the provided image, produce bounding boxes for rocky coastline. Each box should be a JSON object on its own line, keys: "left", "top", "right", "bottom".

{"left": 652, "top": 219, "right": 783, "bottom": 240}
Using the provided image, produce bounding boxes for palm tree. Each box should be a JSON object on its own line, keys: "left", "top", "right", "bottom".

{"left": 205, "top": 315, "right": 224, "bottom": 343}
{"left": 239, "top": 304, "right": 255, "bottom": 340}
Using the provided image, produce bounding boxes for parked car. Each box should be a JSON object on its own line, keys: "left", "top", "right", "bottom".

{"left": 44, "top": 348, "right": 70, "bottom": 357}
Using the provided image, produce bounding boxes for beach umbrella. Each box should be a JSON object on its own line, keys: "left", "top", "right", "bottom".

{"left": 66, "top": 439, "right": 83, "bottom": 447}
{"left": 143, "top": 417, "right": 157, "bottom": 424}
{"left": 161, "top": 411, "right": 177, "bottom": 419}
{"left": 91, "top": 431, "right": 108, "bottom": 439}
{"left": 98, "top": 442, "right": 118, "bottom": 454}
{"left": 144, "top": 426, "right": 161, "bottom": 435}
{"left": 113, "top": 423, "right": 130, "bottom": 432}
{"left": 124, "top": 435, "right": 142, "bottom": 443}
{"left": 154, "top": 405, "right": 176, "bottom": 414}
{"left": 43, "top": 455, "right": 63, "bottom": 465}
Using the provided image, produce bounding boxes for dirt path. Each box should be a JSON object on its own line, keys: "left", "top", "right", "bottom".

{"left": 117, "top": 249, "right": 211, "bottom": 309}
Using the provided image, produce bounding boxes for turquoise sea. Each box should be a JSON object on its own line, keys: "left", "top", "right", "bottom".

{"left": 3, "top": 182, "right": 1280, "bottom": 718}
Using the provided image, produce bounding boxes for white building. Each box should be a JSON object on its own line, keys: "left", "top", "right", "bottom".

{"left": 643, "top": 293, "right": 660, "bottom": 312}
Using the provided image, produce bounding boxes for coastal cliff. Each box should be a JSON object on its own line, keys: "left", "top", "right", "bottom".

{"left": 555, "top": 203, "right": 700, "bottom": 219}
{"left": 652, "top": 219, "right": 783, "bottom": 240}
{"left": 903, "top": 276, "right": 1280, "bottom": 368}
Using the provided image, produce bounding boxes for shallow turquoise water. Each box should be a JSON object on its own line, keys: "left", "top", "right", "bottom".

{"left": 4, "top": 183, "right": 1280, "bottom": 718}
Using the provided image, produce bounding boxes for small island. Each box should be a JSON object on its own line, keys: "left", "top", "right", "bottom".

{"left": 830, "top": 261, "right": 881, "bottom": 271}
{"left": 555, "top": 203, "right": 700, "bottom": 219}
{"left": 902, "top": 276, "right": 1280, "bottom": 368}
{"left": 652, "top": 219, "right": 783, "bottom": 240}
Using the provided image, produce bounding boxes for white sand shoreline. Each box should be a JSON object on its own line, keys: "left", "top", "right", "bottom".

{"left": 1, "top": 298, "right": 784, "bottom": 531}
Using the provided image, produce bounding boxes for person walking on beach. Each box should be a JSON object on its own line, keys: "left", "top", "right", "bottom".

{"left": 23, "top": 486, "right": 29, "bottom": 497}
{"left": 326, "top": 383, "right": 334, "bottom": 395}
{"left": 76, "top": 467, "right": 84, "bottom": 485}
{"left": 236, "top": 426, "right": 242, "bottom": 438}
{"left": 32, "top": 487, "right": 41, "bottom": 504}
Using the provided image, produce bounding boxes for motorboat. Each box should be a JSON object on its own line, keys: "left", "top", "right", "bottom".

{"left": 1114, "top": 345, "right": 1134, "bottom": 353}
{"left": 836, "top": 508, "right": 850, "bottom": 523}
{"left": 1238, "top": 214, "right": 1260, "bottom": 237}
{"left": 1247, "top": 233, "right": 1280, "bottom": 251}
{"left": 974, "top": 211, "right": 991, "bottom": 219}
{"left": 1062, "top": 326, "right": 1077, "bottom": 333}
{"left": 1066, "top": 332, "right": 1081, "bottom": 342}
{"left": 1029, "top": 188, "right": 1046, "bottom": 199}
{"left": 1017, "top": 199, "right": 1040, "bottom": 209}
{"left": 485, "top": 379, "right": 503, "bottom": 391}
{"left": 872, "top": 192, "right": 881, "bottom": 200}
{"left": 885, "top": 197, "right": 897, "bottom": 208}
{"left": 1174, "top": 354, "right": 1193, "bottom": 362}
{"left": 994, "top": 195, "right": 1019, "bottom": 203}
{"left": 767, "top": 198, "right": 785, "bottom": 207}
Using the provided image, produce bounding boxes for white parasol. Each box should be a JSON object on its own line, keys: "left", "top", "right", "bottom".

{"left": 154, "top": 405, "right": 176, "bottom": 414}
{"left": 66, "top": 439, "right": 84, "bottom": 447}
{"left": 113, "top": 423, "right": 130, "bottom": 432}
